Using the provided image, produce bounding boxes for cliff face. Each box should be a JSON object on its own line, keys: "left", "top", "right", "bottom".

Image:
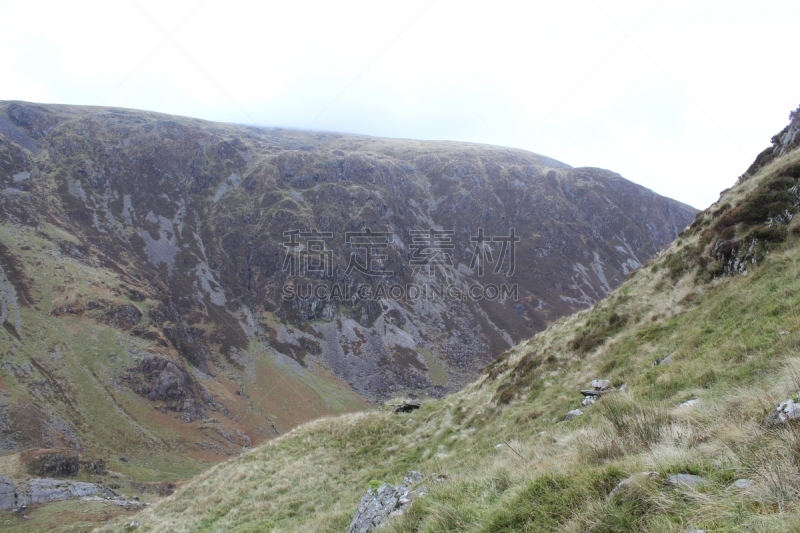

{"left": 0, "top": 102, "right": 695, "bottom": 463}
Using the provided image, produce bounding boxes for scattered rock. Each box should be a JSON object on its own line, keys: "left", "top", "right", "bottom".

{"left": 565, "top": 409, "right": 583, "bottom": 421}
{"left": 347, "top": 471, "right": 424, "bottom": 533}
{"left": 580, "top": 379, "right": 614, "bottom": 406}
{"left": 392, "top": 401, "right": 421, "bottom": 414}
{"left": 666, "top": 474, "right": 709, "bottom": 488}
{"left": 779, "top": 331, "right": 789, "bottom": 336}
{"left": 730, "top": 478, "right": 755, "bottom": 490}
{"left": 681, "top": 399, "right": 700, "bottom": 407}
{"left": 764, "top": 396, "right": 800, "bottom": 426}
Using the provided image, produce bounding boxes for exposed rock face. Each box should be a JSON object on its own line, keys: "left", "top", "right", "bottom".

{"left": 745, "top": 104, "right": 800, "bottom": 176}
{"left": 0, "top": 101, "right": 696, "bottom": 458}
{"left": 0, "top": 476, "right": 13, "bottom": 510}
{"left": 0, "top": 102, "right": 694, "bottom": 406}
{"left": 347, "top": 471, "right": 424, "bottom": 533}
{"left": 10, "top": 477, "right": 115, "bottom": 508}
{"left": 26, "top": 451, "right": 80, "bottom": 477}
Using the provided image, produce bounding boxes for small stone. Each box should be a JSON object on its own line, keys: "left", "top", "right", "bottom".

{"left": 666, "top": 474, "right": 709, "bottom": 488}
{"left": 779, "top": 331, "right": 789, "bottom": 336}
{"left": 565, "top": 409, "right": 583, "bottom": 421}
{"left": 730, "top": 478, "right": 755, "bottom": 490}
{"left": 681, "top": 399, "right": 700, "bottom": 407}
{"left": 582, "top": 395, "right": 597, "bottom": 407}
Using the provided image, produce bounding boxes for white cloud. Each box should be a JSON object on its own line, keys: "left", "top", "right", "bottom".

{"left": 1, "top": 0, "right": 798, "bottom": 208}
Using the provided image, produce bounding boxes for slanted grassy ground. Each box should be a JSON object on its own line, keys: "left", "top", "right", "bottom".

{"left": 95, "top": 139, "right": 800, "bottom": 531}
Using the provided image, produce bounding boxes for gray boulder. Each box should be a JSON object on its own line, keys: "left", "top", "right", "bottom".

{"left": 347, "top": 471, "right": 424, "bottom": 533}
{"left": 565, "top": 409, "right": 583, "bottom": 421}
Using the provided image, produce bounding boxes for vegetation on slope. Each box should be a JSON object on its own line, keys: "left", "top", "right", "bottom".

{"left": 101, "top": 123, "right": 800, "bottom": 531}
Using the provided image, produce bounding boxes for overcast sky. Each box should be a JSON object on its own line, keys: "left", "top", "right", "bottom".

{"left": 1, "top": 1, "right": 799, "bottom": 208}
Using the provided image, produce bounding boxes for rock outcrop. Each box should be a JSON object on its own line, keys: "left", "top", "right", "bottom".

{"left": 0, "top": 476, "right": 13, "bottom": 510}
{"left": 0, "top": 477, "right": 116, "bottom": 510}
{"left": 580, "top": 379, "right": 613, "bottom": 406}
{"left": 347, "top": 471, "right": 424, "bottom": 533}
{"left": 764, "top": 395, "right": 800, "bottom": 426}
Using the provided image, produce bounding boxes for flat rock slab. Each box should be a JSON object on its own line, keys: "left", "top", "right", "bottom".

{"left": 15, "top": 478, "right": 116, "bottom": 507}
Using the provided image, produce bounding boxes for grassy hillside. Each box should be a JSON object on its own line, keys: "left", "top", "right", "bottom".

{"left": 99, "top": 136, "right": 800, "bottom": 531}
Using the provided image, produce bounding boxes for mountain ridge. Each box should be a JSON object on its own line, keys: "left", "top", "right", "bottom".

{"left": 0, "top": 101, "right": 693, "bottom": 488}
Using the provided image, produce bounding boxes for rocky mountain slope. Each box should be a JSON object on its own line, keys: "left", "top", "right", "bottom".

{"left": 93, "top": 107, "right": 800, "bottom": 532}
{"left": 0, "top": 101, "right": 693, "bottom": 478}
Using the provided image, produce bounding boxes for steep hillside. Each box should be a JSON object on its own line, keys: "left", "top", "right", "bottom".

{"left": 99, "top": 108, "right": 800, "bottom": 532}
{"left": 0, "top": 101, "right": 693, "bottom": 474}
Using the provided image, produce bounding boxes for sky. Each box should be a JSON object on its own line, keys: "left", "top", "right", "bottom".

{"left": 1, "top": 1, "right": 799, "bottom": 209}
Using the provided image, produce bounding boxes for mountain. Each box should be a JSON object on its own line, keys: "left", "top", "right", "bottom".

{"left": 89, "top": 106, "right": 800, "bottom": 532}
{"left": 0, "top": 101, "right": 693, "bottom": 477}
